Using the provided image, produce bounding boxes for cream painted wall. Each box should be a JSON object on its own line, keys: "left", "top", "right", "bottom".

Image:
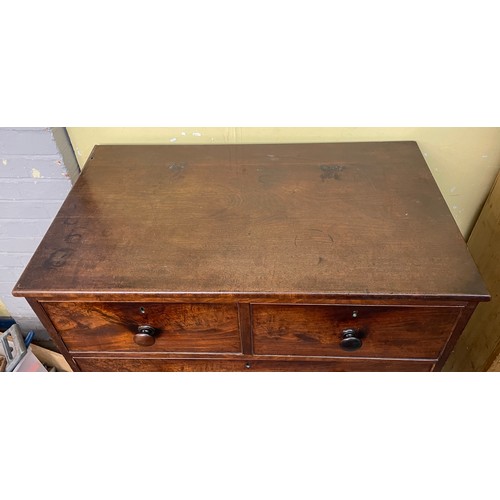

{"left": 0, "top": 299, "right": 9, "bottom": 316}
{"left": 67, "top": 128, "right": 500, "bottom": 238}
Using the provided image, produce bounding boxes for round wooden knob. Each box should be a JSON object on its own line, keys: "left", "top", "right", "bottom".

{"left": 340, "top": 328, "right": 362, "bottom": 351}
{"left": 134, "top": 326, "right": 156, "bottom": 346}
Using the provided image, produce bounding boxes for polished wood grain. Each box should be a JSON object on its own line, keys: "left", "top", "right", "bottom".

{"left": 74, "top": 357, "right": 435, "bottom": 372}
{"left": 13, "top": 142, "right": 489, "bottom": 371}
{"left": 13, "top": 142, "right": 489, "bottom": 301}
{"left": 238, "top": 303, "right": 253, "bottom": 354}
{"left": 252, "top": 304, "right": 461, "bottom": 359}
{"left": 435, "top": 303, "right": 478, "bottom": 371}
{"left": 42, "top": 302, "right": 241, "bottom": 353}
{"left": 26, "top": 299, "right": 81, "bottom": 372}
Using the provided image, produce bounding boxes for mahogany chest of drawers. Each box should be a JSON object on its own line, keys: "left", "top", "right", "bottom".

{"left": 13, "top": 142, "right": 489, "bottom": 371}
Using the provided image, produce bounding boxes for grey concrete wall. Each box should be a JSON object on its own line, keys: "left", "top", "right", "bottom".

{"left": 0, "top": 127, "right": 79, "bottom": 344}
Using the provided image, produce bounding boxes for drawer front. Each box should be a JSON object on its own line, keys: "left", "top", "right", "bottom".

{"left": 252, "top": 304, "right": 461, "bottom": 359}
{"left": 74, "top": 357, "right": 435, "bottom": 372}
{"left": 42, "top": 302, "right": 241, "bottom": 353}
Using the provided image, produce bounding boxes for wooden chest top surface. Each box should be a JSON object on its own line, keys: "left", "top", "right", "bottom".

{"left": 13, "top": 142, "right": 488, "bottom": 301}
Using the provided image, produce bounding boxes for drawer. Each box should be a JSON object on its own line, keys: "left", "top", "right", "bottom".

{"left": 74, "top": 357, "right": 435, "bottom": 372}
{"left": 252, "top": 304, "right": 461, "bottom": 359}
{"left": 42, "top": 302, "right": 241, "bottom": 353}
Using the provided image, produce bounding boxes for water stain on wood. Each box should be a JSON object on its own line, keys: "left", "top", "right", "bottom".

{"left": 168, "top": 163, "right": 186, "bottom": 180}
{"left": 320, "top": 164, "right": 344, "bottom": 181}
{"left": 258, "top": 170, "right": 282, "bottom": 186}
{"left": 64, "top": 232, "right": 82, "bottom": 244}
{"left": 45, "top": 248, "right": 74, "bottom": 268}
{"left": 169, "top": 163, "right": 185, "bottom": 173}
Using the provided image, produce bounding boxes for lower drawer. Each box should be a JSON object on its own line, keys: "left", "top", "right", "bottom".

{"left": 74, "top": 357, "right": 435, "bottom": 372}
{"left": 42, "top": 301, "right": 241, "bottom": 353}
{"left": 252, "top": 304, "right": 461, "bottom": 359}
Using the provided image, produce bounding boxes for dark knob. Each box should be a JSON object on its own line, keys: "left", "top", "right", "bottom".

{"left": 340, "top": 328, "right": 362, "bottom": 351}
{"left": 134, "top": 325, "right": 156, "bottom": 346}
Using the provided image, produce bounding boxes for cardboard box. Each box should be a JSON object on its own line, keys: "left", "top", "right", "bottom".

{"left": 29, "top": 343, "right": 73, "bottom": 372}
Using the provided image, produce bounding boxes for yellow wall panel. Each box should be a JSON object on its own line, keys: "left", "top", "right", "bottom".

{"left": 445, "top": 171, "right": 500, "bottom": 371}
{"left": 67, "top": 127, "right": 500, "bottom": 237}
{"left": 0, "top": 300, "right": 10, "bottom": 317}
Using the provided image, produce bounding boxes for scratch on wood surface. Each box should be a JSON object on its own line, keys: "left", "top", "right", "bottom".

{"left": 310, "top": 228, "right": 334, "bottom": 243}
